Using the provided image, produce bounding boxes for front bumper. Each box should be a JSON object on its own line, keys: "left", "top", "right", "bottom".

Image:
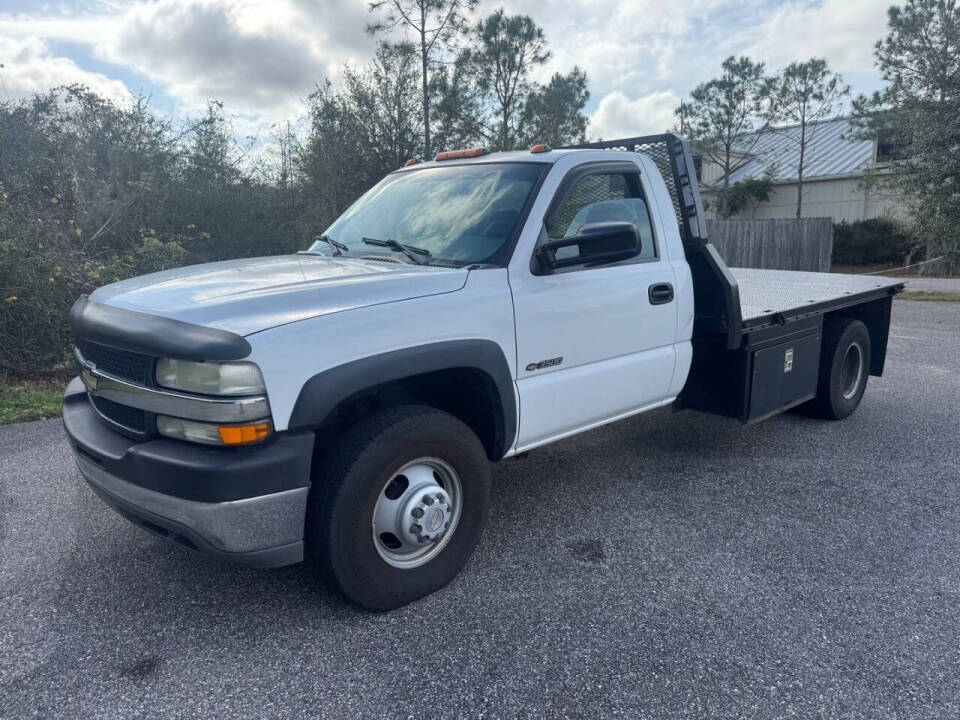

{"left": 63, "top": 378, "right": 314, "bottom": 568}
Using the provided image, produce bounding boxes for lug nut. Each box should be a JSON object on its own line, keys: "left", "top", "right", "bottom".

{"left": 411, "top": 507, "right": 424, "bottom": 518}
{"left": 423, "top": 496, "right": 435, "bottom": 506}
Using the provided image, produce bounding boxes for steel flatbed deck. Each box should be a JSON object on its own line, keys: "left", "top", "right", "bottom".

{"left": 566, "top": 133, "right": 906, "bottom": 425}
{"left": 731, "top": 268, "right": 905, "bottom": 330}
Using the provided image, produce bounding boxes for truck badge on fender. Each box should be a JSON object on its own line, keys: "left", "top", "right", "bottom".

{"left": 526, "top": 357, "right": 564, "bottom": 372}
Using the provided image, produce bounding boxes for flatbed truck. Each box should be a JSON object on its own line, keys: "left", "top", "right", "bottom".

{"left": 63, "top": 134, "right": 904, "bottom": 609}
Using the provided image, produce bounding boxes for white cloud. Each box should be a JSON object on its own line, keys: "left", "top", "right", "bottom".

{"left": 746, "top": 0, "right": 888, "bottom": 78}
{"left": 0, "top": 0, "right": 890, "bottom": 138}
{"left": 500, "top": 0, "right": 887, "bottom": 137}
{"left": 499, "top": 0, "right": 738, "bottom": 92}
{"left": 589, "top": 90, "right": 680, "bottom": 140}
{"left": 0, "top": 35, "right": 131, "bottom": 105}
{"left": 1, "top": 0, "right": 374, "bottom": 124}
{"left": 101, "top": 0, "right": 373, "bottom": 118}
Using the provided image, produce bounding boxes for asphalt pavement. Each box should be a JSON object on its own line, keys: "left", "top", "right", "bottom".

{"left": 894, "top": 276, "right": 960, "bottom": 293}
{"left": 2, "top": 300, "right": 959, "bottom": 719}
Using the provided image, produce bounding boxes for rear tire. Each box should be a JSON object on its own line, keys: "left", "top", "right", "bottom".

{"left": 809, "top": 318, "right": 871, "bottom": 420}
{"left": 306, "top": 405, "right": 491, "bottom": 611}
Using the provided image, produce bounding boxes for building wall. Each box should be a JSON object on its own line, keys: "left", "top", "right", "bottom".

{"left": 703, "top": 176, "right": 909, "bottom": 224}
{"left": 697, "top": 154, "right": 748, "bottom": 186}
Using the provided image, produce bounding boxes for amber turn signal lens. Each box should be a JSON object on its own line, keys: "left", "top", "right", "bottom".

{"left": 435, "top": 147, "right": 488, "bottom": 161}
{"left": 530, "top": 144, "right": 551, "bottom": 153}
{"left": 217, "top": 422, "right": 272, "bottom": 445}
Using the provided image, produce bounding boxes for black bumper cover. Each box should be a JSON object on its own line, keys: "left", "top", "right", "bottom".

{"left": 63, "top": 378, "right": 314, "bottom": 504}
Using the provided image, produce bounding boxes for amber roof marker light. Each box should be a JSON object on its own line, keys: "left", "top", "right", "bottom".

{"left": 434, "top": 148, "right": 489, "bottom": 161}
{"left": 404, "top": 158, "right": 419, "bottom": 167}
{"left": 530, "top": 144, "right": 552, "bottom": 153}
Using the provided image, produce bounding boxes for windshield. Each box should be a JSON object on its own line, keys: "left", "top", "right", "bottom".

{"left": 308, "top": 163, "right": 546, "bottom": 265}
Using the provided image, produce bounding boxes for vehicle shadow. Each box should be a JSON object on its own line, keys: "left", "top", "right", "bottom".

{"left": 57, "top": 397, "right": 860, "bottom": 643}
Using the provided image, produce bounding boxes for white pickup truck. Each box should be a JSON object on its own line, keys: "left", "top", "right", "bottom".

{"left": 64, "top": 134, "right": 903, "bottom": 610}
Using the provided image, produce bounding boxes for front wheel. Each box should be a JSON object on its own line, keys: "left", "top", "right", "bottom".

{"left": 306, "top": 406, "right": 491, "bottom": 611}
{"left": 808, "top": 318, "right": 872, "bottom": 420}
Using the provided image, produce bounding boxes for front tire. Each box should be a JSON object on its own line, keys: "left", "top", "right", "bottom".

{"left": 809, "top": 318, "right": 871, "bottom": 420}
{"left": 306, "top": 406, "right": 491, "bottom": 611}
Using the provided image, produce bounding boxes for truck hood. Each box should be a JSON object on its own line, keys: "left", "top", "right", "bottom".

{"left": 90, "top": 254, "right": 468, "bottom": 336}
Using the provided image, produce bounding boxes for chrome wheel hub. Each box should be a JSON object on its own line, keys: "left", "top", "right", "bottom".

{"left": 401, "top": 485, "right": 452, "bottom": 545}
{"left": 840, "top": 341, "right": 864, "bottom": 400}
{"left": 372, "top": 458, "right": 462, "bottom": 569}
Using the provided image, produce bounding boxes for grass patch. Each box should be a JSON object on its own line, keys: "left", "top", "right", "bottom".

{"left": 0, "top": 378, "right": 66, "bottom": 425}
{"left": 896, "top": 290, "right": 960, "bottom": 302}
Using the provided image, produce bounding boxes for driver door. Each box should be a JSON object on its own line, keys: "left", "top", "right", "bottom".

{"left": 509, "top": 162, "right": 679, "bottom": 450}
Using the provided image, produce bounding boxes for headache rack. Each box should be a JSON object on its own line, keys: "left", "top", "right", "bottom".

{"left": 561, "top": 134, "right": 744, "bottom": 350}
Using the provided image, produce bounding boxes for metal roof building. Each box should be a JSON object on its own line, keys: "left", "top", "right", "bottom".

{"left": 699, "top": 116, "right": 905, "bottom": 223}
{"left": 723, "top": 116, "right": 875, "bottom": 184}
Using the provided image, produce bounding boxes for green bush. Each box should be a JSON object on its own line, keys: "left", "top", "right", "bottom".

{"left": 0, "top": 87, "right": 308, "bottom": 377}
{"left": 832, "top": 218, "right": 917, "bottom": 266}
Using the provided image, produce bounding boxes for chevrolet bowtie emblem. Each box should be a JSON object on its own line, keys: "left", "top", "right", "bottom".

{"left": 80, "top": 368, "right": 99, "bottom": 392}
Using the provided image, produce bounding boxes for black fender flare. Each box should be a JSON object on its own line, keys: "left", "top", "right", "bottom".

{"left": 287, "top": 340, "right": 516, "bottom": 459}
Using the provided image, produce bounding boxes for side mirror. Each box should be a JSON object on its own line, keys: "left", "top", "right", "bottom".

{"left": 536, "top": 221, "right": 642, "bottom": 272}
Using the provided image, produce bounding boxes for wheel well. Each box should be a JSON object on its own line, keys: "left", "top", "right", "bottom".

{"left": 311, "top": 368, "right": 507, "bottom": 462}
{"left": 823, "top": 295, "right": 894, "bottom": 376}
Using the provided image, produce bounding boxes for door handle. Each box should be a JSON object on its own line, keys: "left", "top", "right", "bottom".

{"left": 648, "top": 282, "right": 674, "bottom": 305}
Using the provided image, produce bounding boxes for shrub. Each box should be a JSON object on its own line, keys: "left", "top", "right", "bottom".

{"left": 0, "top": 87, "right": 308, "bottom": 377}
{"left": 832, "top": 218, "right": 917, "bottom": 266}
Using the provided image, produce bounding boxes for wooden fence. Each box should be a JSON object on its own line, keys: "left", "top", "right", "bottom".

{"left": 706, "top": 217, "right": 834, "bottom": 272}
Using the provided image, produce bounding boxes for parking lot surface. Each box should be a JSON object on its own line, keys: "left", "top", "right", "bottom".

{"left": 2, "top": 300, "right": 959, "bottom": 719}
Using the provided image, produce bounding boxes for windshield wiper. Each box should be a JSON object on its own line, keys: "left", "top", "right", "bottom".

{"left": 314, "top": 233, "right": 349, "bottom": 256}
{"left": 362, "top": 237, "right": 431, "bottom": 265}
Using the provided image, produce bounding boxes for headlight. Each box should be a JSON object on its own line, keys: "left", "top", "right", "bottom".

{"left": 156, "top": 358, "right": 266, "bottom": 396}
{"left": 157, "top": 416, "right": 272, "bottom": 446}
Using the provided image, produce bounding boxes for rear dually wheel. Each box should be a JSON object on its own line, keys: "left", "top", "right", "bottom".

{"left": 809, "top": 318, "right": 872, "bottom": 420}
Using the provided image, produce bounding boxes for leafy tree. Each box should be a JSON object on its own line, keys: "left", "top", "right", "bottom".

{"left": 832, "top": 218, "right": 917, "bottom": 266}
{"left": 259, "top": 119, "right": 303, "bottom": 225}
{"left": 429, "top": 61, "right": 486, "bottom": 150}
{"left": 0, "top": 85, "right": 310, "bottom": 374}
{"left": 297, "top": 42, "right": 425, "bottom": 238}
{"left": 855, "top": 0, "right": 960, "bottom": 273}
{"left": 431, "top": 16, "right": 588, "bottom": 151}
{"left": 521, "top": 69, "right": 589, "bottom": 147}
{"left": 0, "top": 86, "right": 187, "bottom": 374}
{"left": 717, "top": 174, "right": 776, "bottom": 218}
{"left": 344, "top": 42, "right": 424, "bottom": 170}
{"left": 678, "top": 56, "right": 775, "bottom": 219}
{"left": 367, "top": 0, "right": 478, "bottom": 158}
{"left": 0, "top": 8, "right": 599, "bottom": 375}
{"left": 771, "top": 59, "right": 849, "bottom": 218}
{"left": 177, "top": 102, "right": 296, "bottom": 262}
{"left": 458, "top": 10, "right": 550, "bottom": 150}
{"left": 184, "top": 101, "right": 243, "bottom": 189}
{"left": 297, "top": 81, "right": 371, "bottom": 237}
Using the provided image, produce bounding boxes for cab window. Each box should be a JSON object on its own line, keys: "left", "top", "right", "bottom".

{"left": 545, "top": 171, "right": 657, "bottom": 263}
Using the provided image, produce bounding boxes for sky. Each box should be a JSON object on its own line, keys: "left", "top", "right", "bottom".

{"left": 0, "top": 0, "right": 893, "bottom": 142}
